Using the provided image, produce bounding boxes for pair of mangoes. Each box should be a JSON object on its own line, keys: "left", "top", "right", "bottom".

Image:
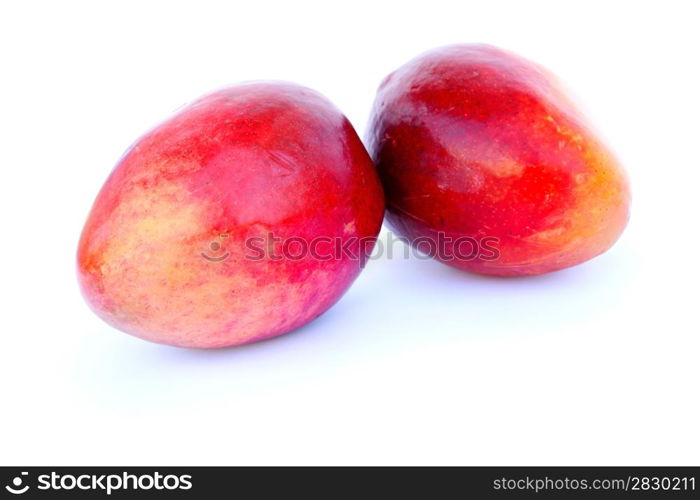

{"left": 78, "top": 44, "right": 630, "bottom": 348}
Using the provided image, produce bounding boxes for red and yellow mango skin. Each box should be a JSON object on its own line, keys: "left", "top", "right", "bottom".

{"left": 78, "top": 82, "right": 384, "bottom": 348}
{"left": 367, "top": 44, "right": 630, "bottom": 276}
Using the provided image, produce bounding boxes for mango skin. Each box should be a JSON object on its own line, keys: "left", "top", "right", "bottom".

{"left": 367, "top": 44, "right": 630, "bottom": 276}
{"left": 78, "top": 82, "right": 384, "bottom": 348}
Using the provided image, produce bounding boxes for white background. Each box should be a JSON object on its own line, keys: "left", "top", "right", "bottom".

{"left": 1, "top": 0, "right": 698, "bottom": 465}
